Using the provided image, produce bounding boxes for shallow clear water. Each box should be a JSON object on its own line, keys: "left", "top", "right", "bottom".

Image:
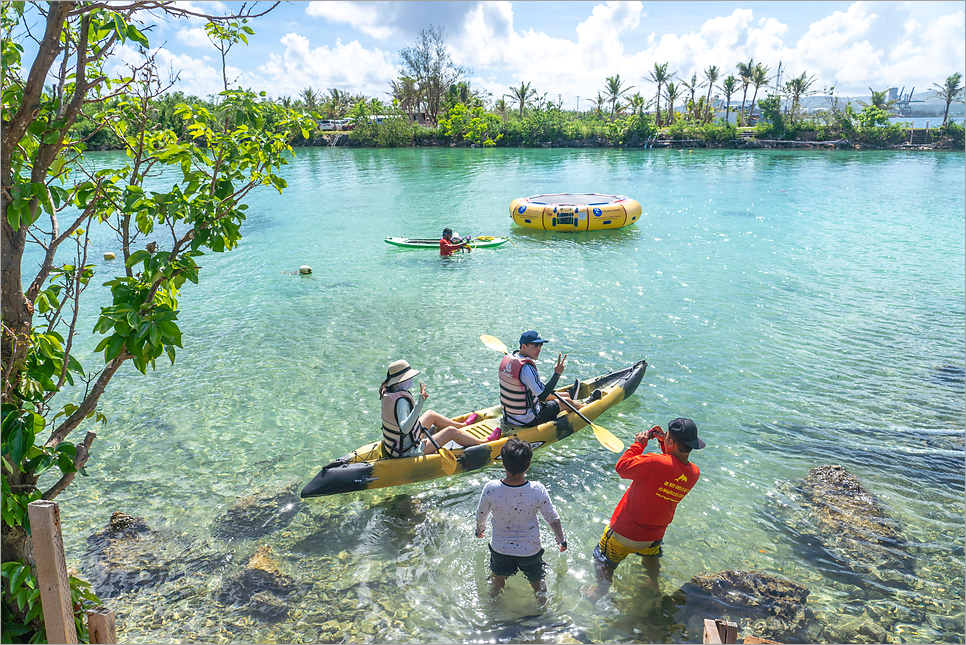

{"left": 46, "top": 147, "right": 964, "bottom": 643}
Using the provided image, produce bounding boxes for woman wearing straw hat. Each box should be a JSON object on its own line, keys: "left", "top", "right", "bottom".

{"left": 380, "top": 359, "right": 491, "bottom": 458}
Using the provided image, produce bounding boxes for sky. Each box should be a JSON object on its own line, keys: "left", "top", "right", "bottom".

{"left": 19, "top": 1, "right": 966, "bottom": 106}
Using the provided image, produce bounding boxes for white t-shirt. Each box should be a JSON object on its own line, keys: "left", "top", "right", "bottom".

{"left": 475, "top": 479, "right": 560, "bottom": 557}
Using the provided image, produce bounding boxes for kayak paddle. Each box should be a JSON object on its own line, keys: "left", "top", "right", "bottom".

{"left": 420, "top": 427, "right": 459, "bottom": 475}
{"left": 479, "top": 335, "right": 624, "bottom": 453}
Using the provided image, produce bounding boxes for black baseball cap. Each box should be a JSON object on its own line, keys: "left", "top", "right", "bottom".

{"left": 519, "top": 330, "right": 549, "bottom": 345}
{"left": 668, "top": 418, "right": 705, "bottom": 450}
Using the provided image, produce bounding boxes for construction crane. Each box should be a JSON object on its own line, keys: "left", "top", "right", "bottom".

{"left": 888, "top": 86, "right": 923, "bottom": 115}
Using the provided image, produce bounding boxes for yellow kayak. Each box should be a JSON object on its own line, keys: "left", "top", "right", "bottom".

{"left": 300, "top": 360, "right": 647, "bottom": 497}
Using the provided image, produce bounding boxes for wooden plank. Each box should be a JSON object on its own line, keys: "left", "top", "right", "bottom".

{"left": 716, "top": 619, "right": 738, "bottom": 644}
{"left": 703, "top": 619, "right": 723, "bottom": 644}
{"left": 86, "top": 608, "right": 117, "bottom": 644}
{"left": 27, "top": 500, "right": 77, "bottom": 644}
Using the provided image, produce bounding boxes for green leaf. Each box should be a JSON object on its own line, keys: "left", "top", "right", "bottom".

{"left": 126, "top": 24, "right": 149, "bottom": 47}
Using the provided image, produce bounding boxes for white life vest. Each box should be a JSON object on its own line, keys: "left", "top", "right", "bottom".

{"left": 499, "top": 353, "right": 537, "bottom": 423}
{"left": 381, "top": 390, "right": 419, "bottom": 456}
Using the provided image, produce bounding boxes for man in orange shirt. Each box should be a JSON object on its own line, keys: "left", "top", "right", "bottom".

{"left": 439, "top": 228, "right": 468, "bottom": 256}
{"left": 584, "top": 417, "right": 705, "bottom": 601}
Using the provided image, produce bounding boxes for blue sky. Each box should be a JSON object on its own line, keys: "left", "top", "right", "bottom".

{"left": 22, "top": 1, "right": 966, "bottom": 105}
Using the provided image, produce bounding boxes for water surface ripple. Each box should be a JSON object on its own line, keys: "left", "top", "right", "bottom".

{"left": 49, "top": 148, "right": 964, "bottom": 643}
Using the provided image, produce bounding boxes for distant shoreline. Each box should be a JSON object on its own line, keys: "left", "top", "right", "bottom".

{"left": 304, "top": 131, "right": 965, "bottom": 151}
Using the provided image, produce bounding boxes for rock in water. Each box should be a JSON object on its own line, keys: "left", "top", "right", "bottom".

{"left": 671, "top": 569, "right": 815, "bottom": 643}
{"left": 218, "top": 545, "right": 297, "bottom": 621}
{"left": 210, "top": 481, "right": 303, "bottom": 541}
{"left": 796, "top": 464, "right": 915, "bottom": 583}
{"left": 85, "top": 512, "right": 221, "bottom": 598}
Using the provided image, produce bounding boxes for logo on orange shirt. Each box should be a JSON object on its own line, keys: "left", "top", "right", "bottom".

{"left": 675, "top": 474, "right": 688, "bottom": 483}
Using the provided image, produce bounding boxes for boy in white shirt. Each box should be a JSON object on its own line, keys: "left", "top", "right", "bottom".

{"left": 475, "top": 436, "right": 567, "bottom": 603}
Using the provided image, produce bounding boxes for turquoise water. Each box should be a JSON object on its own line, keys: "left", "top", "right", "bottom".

{"left": 46, "top": 147, "right": 964, "bottom": 643}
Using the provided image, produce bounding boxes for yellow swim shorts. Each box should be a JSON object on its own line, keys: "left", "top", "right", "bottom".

{"left": 592, "top": 526, "right": 663, "bottom": 568}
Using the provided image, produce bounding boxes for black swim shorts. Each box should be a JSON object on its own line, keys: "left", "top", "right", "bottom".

{"left": 488, "top": 544, "right": 547, "bottom": 583}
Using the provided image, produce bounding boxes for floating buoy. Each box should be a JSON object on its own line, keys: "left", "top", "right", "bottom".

{"left": 299, "top": 265, "right": 312, "bottom": 274}
{"left": 104, "top": 252, "right": 116, "bottom": 260}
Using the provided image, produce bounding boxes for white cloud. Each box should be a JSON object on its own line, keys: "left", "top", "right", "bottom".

{"left": 176, "top": 26, "right": 214, "bottom": 49}
{"left": 306, "top": 1, "right": 395, "bottom": 40}
{"left": 146, "top": 1, "right": 964, "bottom": 103}
{"left": 257, "top": 32, "right": 397, "bottom": 98}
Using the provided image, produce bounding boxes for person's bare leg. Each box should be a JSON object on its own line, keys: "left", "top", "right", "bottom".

{"left": 530, "top": 578, "right": 549, "bottom": 608}
{"left": 489, "top": 574, "right": 509, "bottom": 598}
{"left": 423, "top": 426, "right": 484, "bottom": 454}
{"left": 420, "top": 410, "right": 467, "bottom": 430}
{"left": 584, "top": 560, "right": 615, "bottom": 600}
{"left": 641, "top": 555, "right": 660, "bottom": 594}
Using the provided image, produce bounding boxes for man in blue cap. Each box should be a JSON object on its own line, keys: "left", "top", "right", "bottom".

{"left": 498, "top": 330, "right": 593, "bottom": 427}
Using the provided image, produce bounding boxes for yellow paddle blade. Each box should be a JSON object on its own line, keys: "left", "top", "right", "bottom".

{"left": 592, "top": 423, "right": 624, "bottom": 453}
{"left": 439, "top": 448, "right": 459, "bottom": 475}
{"left": 480, "top": 335, "right": 508, "bottom": 354}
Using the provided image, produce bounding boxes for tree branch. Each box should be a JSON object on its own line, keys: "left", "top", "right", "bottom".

{"left": 44, "top": 351, "right": 128, "bottom": 449}
{"left": 42, "top": 431, "right": 96, "bottom": 500}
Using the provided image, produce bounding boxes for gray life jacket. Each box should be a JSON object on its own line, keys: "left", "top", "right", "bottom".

{"left": 381, "top": 390, "right": 420, "bottom": 457}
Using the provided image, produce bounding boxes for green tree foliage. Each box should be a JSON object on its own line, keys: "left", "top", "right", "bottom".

{"left": 438, "top": 103, "right": 501, "bottom": 146}
{"left": 1, "top": 3, "right": 311, "bottom": 641}
{"left": 398, "top": 25, "right": 465, "bottom": 126}
{"left": 720, "top": 75, "right": 739, "bottom": 125}
{"left": 505, "top": 81, "right": 538, "bottom": 118}
{"left": 647, "top": 62, "right": 673, "bottom": 127}
{"left": 931, "top": 72, "right": 964, "bottom": 126}
{"left": 604, "top": 74, "right": 633, "bottom": 119}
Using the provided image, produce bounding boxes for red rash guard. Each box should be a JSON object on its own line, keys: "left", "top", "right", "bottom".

{"left": 608, "top": 439, "right": 700, "bottom": 542}
{"left": 439, "top": 237, "right": 463, "bottom": 256}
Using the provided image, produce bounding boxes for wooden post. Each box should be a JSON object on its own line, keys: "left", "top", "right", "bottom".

{"left": 703, "top": 619, "right": 723, "bottom": 644}
{"left": 86, "top": 607, "right": 117, "bottom": 644}
{"left": 703, "top": 618, "right": 738, "bottom": 644}
{"left": 27, "top": 500, "right": 77, "bottom": 644}
{"left": 925, "top": 120, "right": 929, "bottom": 143}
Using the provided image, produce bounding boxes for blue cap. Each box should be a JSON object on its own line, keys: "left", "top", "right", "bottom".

{"left": 519, "top": 330, "right": 549, "bottom": 345}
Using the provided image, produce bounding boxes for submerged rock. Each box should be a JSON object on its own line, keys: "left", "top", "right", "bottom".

{"left": 210, "top": 481, "right": 304, "bottom": 541}
{"left": 670, "top": 569, "right": 817, "bottom": 643}
{"left": 217, "top": 545, "right": 297, "bottom": 620}
{"left": 795, "top": 465, "right": 915, "bottom": 583}
{"left": 84, "top": 512, "right": 222, "bottom": 599}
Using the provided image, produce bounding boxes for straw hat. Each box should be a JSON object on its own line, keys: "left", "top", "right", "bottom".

{"left": 385, "top": 359, "right": 420, "bottom": 386}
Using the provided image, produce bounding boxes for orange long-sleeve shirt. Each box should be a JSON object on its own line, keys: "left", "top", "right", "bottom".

{"left": 608, "top": 439, "right": 700, "bottom": 542}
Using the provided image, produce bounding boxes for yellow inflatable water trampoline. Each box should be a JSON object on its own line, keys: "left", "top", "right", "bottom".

{"left": 509, "top": 193, "right": 642, "bottom": 232}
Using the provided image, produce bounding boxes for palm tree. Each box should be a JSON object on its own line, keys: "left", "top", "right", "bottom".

{"left": 860, "top": 88, "right": 896, "bottom": 111}
{"left": 505, "top": 82, "right": 538, "bottom": 118}
{"left": 605, "top": 74, "right": 634, "bottom": 119}
{"left": 390, "top": 77, "right": 420, "bottom": 121}
{"left": 703, "top": 65, "right": 720, "bottom": 123}
{"left": 681, "top": 72, "right": 700, "bottom": 121}
{"left": 300, "top": 86, "right": 318, "bottom": 112}
{"left": 627, "top": 92, "right": 647, "bottom": 117}
{"left": 647, "top": 62, "right": 673, "bottom": 127}
{"left": 663, "top": 81, "right": 681, "bottom": 125}
{"left": 494, "top": 98, "right": 509, "bottom": 122}
{"left": 931, "top": 73, "right": 964, "bottom": 126}
{"left": 748, "top": 63, "right": 770, "bottom": 125}
{"left": 736, "top": 59, "right": 754, "bottom": 126}
{"left": 784, "top": 72, "right": 816, "bottom": 122}
{"left": 721, "top": 75, "right": 738, "bottom": 125}
{"left": 594, "top": 92, "right": 606, "bottom": 118}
